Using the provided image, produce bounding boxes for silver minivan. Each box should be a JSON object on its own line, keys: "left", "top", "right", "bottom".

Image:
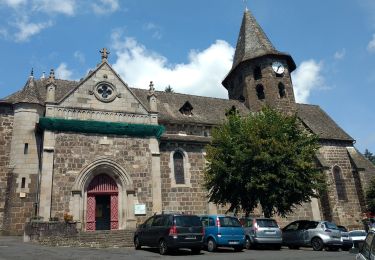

{"left": 240, "top": 218, "right": 282, "bottom": 249}
{"left": 282, "top": 220, "right": 342, "bottom": 251}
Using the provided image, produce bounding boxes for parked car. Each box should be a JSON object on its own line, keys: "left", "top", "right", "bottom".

{"left": 133, "top": 213, "right": 204, "bottom": 255}
{"left": 351, "top": 230, "right": 374, "bottom": 259}
{"left": 200, "top": 215, "right": 245, "bottom": 252}
{"left": 282, "top": 220, "right": 342, "bottom": 251}
{"left": 338, "top": 225, "right": 353, "bottom": 251}
{"left": 240, "top": 217, "right": 282, "bottom": 249}
{"left": 350, "top": 230, "right": 367, "bottom": 248}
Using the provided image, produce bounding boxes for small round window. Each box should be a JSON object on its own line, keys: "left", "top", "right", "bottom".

{"left": 94, "top": 82, "right": 117, "bottom": 102}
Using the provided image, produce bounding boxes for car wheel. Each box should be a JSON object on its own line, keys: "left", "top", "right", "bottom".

{"left": 311, "top": 237, "right": 324, "bottom": 251}
{"left": 207, "top": 238, "right": 217, "bottom": 252}
{"left": 245, "top": 237, "right": 252, "bottom": 250}
{"left": 159, "top": 239, "right": 168, "bottom": 255}
{"left": 191, "top": 248, "right": 201, "bottom": 255}
{"left": 134, "top": 236, "right": 141, "bottom": 250}
{"left": 342, "top": 246, "right": 351, "bottom": 251}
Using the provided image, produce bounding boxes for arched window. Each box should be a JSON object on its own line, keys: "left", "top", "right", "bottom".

{"left": 278, "top": 83, "right": 286, "bottom": 98}
{"left": 173, "top": 151, "right": 185, "bottom": 184}
{"left": 333, "top": 166, "right": 348, "bottom": 201}
{"left": 254, "top": 66, "right": 262, "bottom": 80}
{"left": 256, "top": 84, "right": 265, "bottom": 100}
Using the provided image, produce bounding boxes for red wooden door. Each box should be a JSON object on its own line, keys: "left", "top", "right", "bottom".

{"left": 86, "top": 195, "right": 96, "bottom": 231}
{"left": 86, "top": 174, "right": 119, "bottom": 231}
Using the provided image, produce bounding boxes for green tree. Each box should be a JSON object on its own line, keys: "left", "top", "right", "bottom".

{"left": 366, "top": 178, "right": 375, "bottom": 214}
{"left": 364, "top": 149, "right": 375, "bottom": 165}
{"left": 204, "top": 107, "right": 326, "bottom": 218}
{"left": 165, "top": 85, "right": 174, "bottom": 93}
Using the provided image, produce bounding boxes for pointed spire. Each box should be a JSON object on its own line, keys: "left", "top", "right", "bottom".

{"left": 48, "top": 68, "right": 55, "bottom": 84}
{"left": 232, "top": 9, "right": 277, "bottom": 69}
{"left": 41, "top": 71, "right": 46, "bottom": 79}
{"left": 30, "top": 68, "right": 34, "bottom": 79}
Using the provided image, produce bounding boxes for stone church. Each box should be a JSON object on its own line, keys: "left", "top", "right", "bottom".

{"left": 1, "top": 9, "right": 374, "bottom": 235}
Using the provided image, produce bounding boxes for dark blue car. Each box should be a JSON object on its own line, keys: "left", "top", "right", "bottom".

{"left": 200, "top": 215, "right": 245, "bottom": 252}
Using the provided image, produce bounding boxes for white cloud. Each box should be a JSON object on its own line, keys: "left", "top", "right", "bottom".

{"left": 14, "top": 19, "right": 53, "bottom": 42}
{"left": 111, "top": 33, "right": 233, "bottom": 98}
{"left": 55, "top": 63, "right": 73, "bottom": 80}
{"left": 74, "top": 51, "right": 85, "bottom": 64}
{"left": 334, "top": 48, "right": 346, "bottom": 60}
{"left": 367, "top": 34, "right": 375, "bottom": 53}
{"left": 32, "top": 0, "right": 77, "bottom": 16}
{"left": 92, "top": 0, "right": 119, "bottom": 15}
{"left": 1, "top": 0, "right": 26, "bottom": 8}
{"left": 291, "top": 60, "right": 324, "bottom": 103}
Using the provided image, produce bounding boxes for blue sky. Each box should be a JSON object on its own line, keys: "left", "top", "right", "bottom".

{"left": 0, "top": 0, "right": 374, "bottom": 153}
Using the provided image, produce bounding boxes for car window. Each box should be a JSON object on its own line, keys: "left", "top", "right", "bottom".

{"left": 338, "top": 226, "right": 348, "bottom": 232}
{"left": 350, "top": 231, "right": 367, "bottom": 237}
{"left": 324, "top": 222, "right": 339, "bottom": 230}
{"left": 144, "top": 217, "right": 154, "bottom": 228}
{"left": 152, "top": 216, "right": 164, "bottom": 227}
{"left": 209, "top": 217, "right": 215, "bottom": 226}
{"left": 201, "top": 217, "right": 209, "bottom": 227}
{"left": 306, "top": 221, "right": 318, "bottom": 230}
{"left": 219, "top": 217, "right": 241, "bottom": 227}
{"left": 175, "top": 216, "right": 201, "bottom": 227}
{"left": 284, "top": 222, "right": 299, "bottom": 231}
{"left": 256, "top": 219, "right": 278, "bottom": 228}
{"left": 360, "top": 232, "right": 374, "bottom": 259}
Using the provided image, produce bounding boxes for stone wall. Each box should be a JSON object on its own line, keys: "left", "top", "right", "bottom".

{"left": 51, "top": 133, "right": 153, "bottom": 221}
{"left": 0, "top": 105, "right": 14, "bottom": 233}
{"left": 160, "top": 141, "right": 208, "bottom": 214}
{"left": 319, "top": 141, "right": 363, "bottom": 229}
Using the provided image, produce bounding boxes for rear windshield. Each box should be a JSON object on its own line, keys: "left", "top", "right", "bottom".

{"left": 350, "top": 231, "right": 367, "bottom": 237}
{"left": 256, "top": 219, "right": 278, "bottom": 228}
{"left": 337, "top": 226, "right": 348, "bottom": 232}
{"left": 175, "top": 216, "right": 202, "bottom": 227}
{"left": 219, "top": 217, "right": 241, "bottom": 227}
{"left": 324, "top": 222, "right": 338, "bottom": 230}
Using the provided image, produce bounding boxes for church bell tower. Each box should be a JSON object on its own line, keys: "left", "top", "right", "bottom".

{"left": 223, "top": 9, "right": 297, "bottom": 114}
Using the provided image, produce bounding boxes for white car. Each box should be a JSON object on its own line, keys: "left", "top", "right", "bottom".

{"left": 350, "top": 230, "right": 367, "bottom": 248}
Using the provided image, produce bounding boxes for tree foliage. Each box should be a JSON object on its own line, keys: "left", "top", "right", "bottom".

{"left": 204, "top": 107, "right": 326, "bottom": 218}
{"left": 364, "top": 149, "right": 375, "bottom": 165}
{"left": 366, "top": 177, "right": 375, "bottom": 214}
{"left": 165, "top": 85, "right": 174, "bottom": 93}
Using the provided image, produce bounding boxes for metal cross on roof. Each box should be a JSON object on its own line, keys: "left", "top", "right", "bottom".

{"left": 100, "top": 48, "right": 110, "bottom": 62}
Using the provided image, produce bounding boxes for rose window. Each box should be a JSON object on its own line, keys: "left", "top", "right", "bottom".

{"left": 94, "top": 82, "right": 117, "bottom": 102}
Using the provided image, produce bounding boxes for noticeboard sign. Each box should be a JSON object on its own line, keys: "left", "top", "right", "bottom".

{"left": 134, "top": 204, "right": 146, "bottom": 215}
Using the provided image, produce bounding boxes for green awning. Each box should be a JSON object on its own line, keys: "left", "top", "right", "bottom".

{"left": 38, "top": 117, "right": 165, "bottom": 138}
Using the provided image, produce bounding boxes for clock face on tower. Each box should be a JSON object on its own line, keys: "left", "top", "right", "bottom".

{"left": 272, "top": 61, "right": 285, "bottom": 75}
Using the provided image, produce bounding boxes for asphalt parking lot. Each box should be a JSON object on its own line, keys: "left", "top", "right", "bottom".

{"left": 0, "top": 236, "right": 355, "bottom": 260}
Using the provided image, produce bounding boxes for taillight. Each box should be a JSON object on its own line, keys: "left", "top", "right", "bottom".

{"left": 169, "top": 225, "right": 178, "bottom": 236}
{"left": 216, "top": 218, "right": 221, "bottom": 227}
{"left": 253, "top": 219, "right": 258, "bottom": 232}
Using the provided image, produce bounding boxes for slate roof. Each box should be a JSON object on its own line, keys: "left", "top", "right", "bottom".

{"left": 130, "top": 88, "right": 249, "bottom": 125}
{"left": 297, "top": 103, "right": 354, "bottom": 142}
{"left": 347, "top": 147, "right": 375, "bottom": 172}
{"left": 224, "top": 9, "right": 296, "bottom": 84}
{"left": 2, "top": 78, "right": 78, "bottom": 105}
{"left": 0, "top": 78, "right": 354, "bottom": 142}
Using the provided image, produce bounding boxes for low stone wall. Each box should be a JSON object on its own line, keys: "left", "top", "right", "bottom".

{"left": 24, "top": 221, "right": 78, "bottom": 242}
{"left": 24, "top": 221, "right": 135, "bottom": 248}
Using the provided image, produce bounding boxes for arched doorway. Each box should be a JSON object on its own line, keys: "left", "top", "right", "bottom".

{"left": 86, "top": 174, "right": 118, "bottom": 231}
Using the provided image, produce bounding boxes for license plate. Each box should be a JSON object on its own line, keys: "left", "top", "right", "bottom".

{"left": 185, "top": 236, "right": 196, "bottom": 240}
{"left": 228, "top": 241, "right": 239, "bottom": 245}
{"left": 265, "top": 231, "right": 276, "bottom": 234}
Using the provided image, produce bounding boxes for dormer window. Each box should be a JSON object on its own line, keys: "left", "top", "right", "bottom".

{"left": 179, "top": 101, "right": 193, "bottom": 116}
{"left": 254, "top": 66, "right": 262, "bottom": 80}
{"left": 256, "top": 84, "right": 265, "bottom": 100}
